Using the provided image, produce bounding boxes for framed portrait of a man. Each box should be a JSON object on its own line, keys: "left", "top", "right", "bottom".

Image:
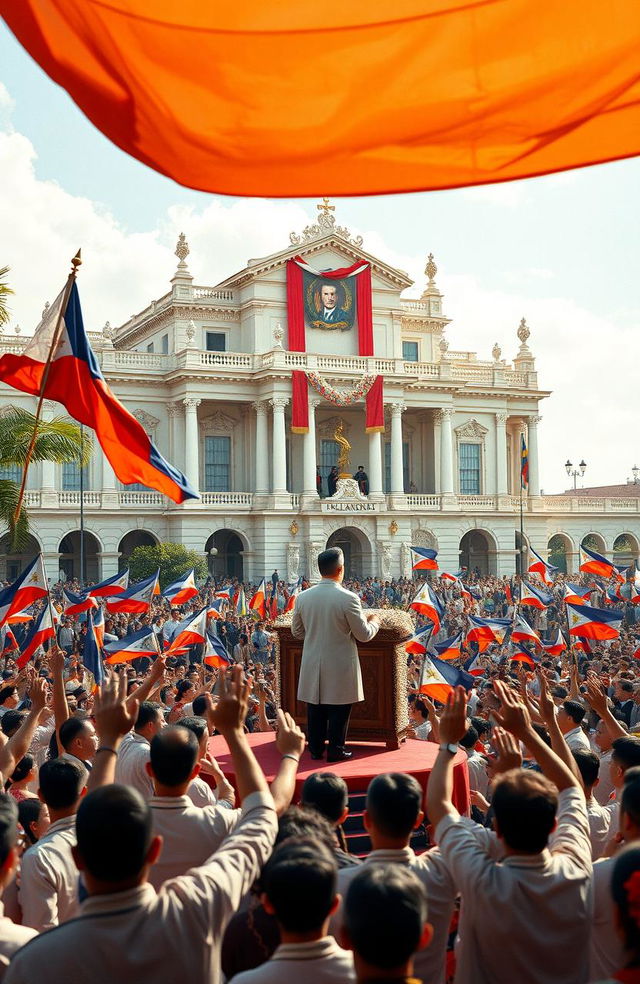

{"left": 304, "top": 273, "right": 355, "bottom": 331}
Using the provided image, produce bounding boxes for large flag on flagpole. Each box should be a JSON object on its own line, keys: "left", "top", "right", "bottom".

{"left": 16, "top": 604, "right": 56, "bottom": 669}
{"left": 566, "top": 602, "right": 623, "bottom": 640}
{"left": 410, "top": 547, "right": 438, "bottom": 572}
{"left": 105, "top": 572, "right": 159, "bottom": 614}
{"left": 418, "top": 654, "right": 475, "bottom": 703}
{"left": 465, "top": 615, "right": 512, "bottom": 653}
{"left": 520, "top": 434, "right": 529, "bottom": 489}
{"left": 410, "top": 583, "right": 444, "bottom": 634}
{"left": 0, "top": 555, "right": 48, "bottom": 628}
{"left": 162, "top": 570, "right": 198, "bottom": 606}
{"left": 0, "top": 279, "right": 197, "bottom": 504}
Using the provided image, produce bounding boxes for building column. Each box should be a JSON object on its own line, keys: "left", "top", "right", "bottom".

{"left": 183, "top": 398, "right": 201, "bottom": 494}
{"left": 390, "top": 402, "right": 406, "bottom": 494}
{"left": 495, "top": 412, "right": 508, "bottom": 495}
{"left": 368, "top": 429, "right": 383, "bottom": 499}
{"left": 253, "top": 401, "right": 269, "bottom": 494}
{"left": 528, "top": 415, "right": 541, "bottom": 496}
{"left": 270, "top": 398, "right": 289, "bottom": 493}
{"left": 41, "top": 401, "right": 57, "bottom": 492}
{"left": 167, "top": 402, "right": 184, "bottom": 475}
{"left": 302, "top": 399, "right": 320, "bottom": 497}
{"left": 438, "top": 407, "right": 454, "bottom": 494}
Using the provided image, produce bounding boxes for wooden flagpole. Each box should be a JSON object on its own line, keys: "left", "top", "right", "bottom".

{"left": 13, "top": 250, "right": 82, "bottom": 524}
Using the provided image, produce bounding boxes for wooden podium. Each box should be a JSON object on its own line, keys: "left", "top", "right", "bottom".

{"left": 273, "top": 610, "right": 413, "bottom": 750}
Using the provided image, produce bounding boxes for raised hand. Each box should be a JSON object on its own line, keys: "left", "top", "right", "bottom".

{"left": 209, "top": 666, "right": 249, "bottom": 736}
{"left": 94, "top": 672, "right": 139, "bottom": 745}
{"left": 49, "top": 646, "right": 66, "bottom": 677}
{"left": 275, "top": 709, "right": 305, "bottom": 759}
{"left": 28, "top": 675, "right": 48, "bottom": 716}
{"left": 535, "top": 667, "right": 555, "bottom": 723}
{"left": 490, "top": 725, "right": 523, "bottom": 774}
{"left": 438, "top": 686, "right": 468, "bottom": 745}
{"left": 584, "top": 672, "right": 609, "bottom": 717}
{"left": 491, "top": 680, "right": 532, "bottom": 740}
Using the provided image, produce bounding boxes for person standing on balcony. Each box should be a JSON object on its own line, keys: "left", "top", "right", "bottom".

{"left": 328, "top": 467, "right": 338, "bottom": 497}
{"left": 316, "top": 467, "right": 323, "bottom": 497}
{"left": 353, "top": 466, "right": 369, "bottom": 496}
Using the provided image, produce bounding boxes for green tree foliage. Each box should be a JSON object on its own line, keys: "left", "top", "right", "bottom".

{"left": 128, "top": 542, "right": 208, "bottom": 590}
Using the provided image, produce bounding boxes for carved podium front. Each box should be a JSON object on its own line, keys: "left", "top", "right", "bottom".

{"left": 273, "top": 609, "right": 413, "bottom": 750}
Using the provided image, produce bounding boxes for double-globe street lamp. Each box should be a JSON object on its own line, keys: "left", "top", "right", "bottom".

{"left": 565, "top": 458, "right": 587, "bottom": 490}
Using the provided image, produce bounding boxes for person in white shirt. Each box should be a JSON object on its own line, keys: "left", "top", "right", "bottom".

{"left": 233, "top": 838, "right": 355, "bottom": 984}
{"left": 593, "top": 716, "right": 617, "bottom": 805}
{"left": 19, "top": 758, "right": 87, "bottom": 931}
{"left": 115, "top": 700, "right": 165, "bottom": 798}
{"left": 0, "top": 796, "right": 37, "bottom": 978}
{"left": 460, "top": 725, "right": 489, "bottom": 800}
{"left": 556, "top": 699, "right": 591, "bottom": 752}
{"left": 427, "top": 680, "right": 592, "bottom": 984}
{"left": 572, "top": 748, "right": 614, "bottom": 860}
{"left": 6, "top": 667, "right": 281, "bottom": 984}
{"left": 340, "top": 865, "right": 432, "bottom": 984}
{"left": 176, "top": 714, "right": 236, "bottom": 809}
{"left": 58, "top": 716, "right": 98, "bottom": 771}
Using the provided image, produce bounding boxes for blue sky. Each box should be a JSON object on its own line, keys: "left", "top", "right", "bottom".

{"left": 1, "top": 21, "right": 639, "bottom": 493}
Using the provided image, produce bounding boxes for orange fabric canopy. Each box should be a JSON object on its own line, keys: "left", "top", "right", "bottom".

{"left": 3, "top": 1, "right": 640, "bottom": 196}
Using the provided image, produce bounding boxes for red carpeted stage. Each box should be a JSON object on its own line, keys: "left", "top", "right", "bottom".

{"left": 208, "top": 732, "right": 470, "bottom": 815}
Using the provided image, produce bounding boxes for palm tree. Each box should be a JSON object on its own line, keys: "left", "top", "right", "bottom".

{"left": 0, "top": 267, "right": 13, "bottom": 328}
{"left": 0, "top": 407, "right": 91, "bottom": 549}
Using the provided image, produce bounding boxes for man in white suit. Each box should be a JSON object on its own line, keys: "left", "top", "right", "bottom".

{"left": 291, "top": 547, "right": 380, "bottom": 762}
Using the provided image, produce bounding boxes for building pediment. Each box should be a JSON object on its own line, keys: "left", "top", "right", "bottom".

{"left": 454, "top": 418, "right": 488, "bottom": 441}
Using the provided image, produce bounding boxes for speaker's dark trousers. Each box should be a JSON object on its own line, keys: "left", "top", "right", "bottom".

{"left": 307, "top": 702, "right": 352, "bottom": 756}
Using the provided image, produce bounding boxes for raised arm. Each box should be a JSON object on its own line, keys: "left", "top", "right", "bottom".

{"left": 585, "top": 672, "right": 627, "bottom": 742}
{"left": 534, "top": 669, "right": 583, "bottom": 788}
{"left": 268, "top": 709, "right": 305, "bottom": 815}
{"left": 0, "top": 677, "right": 48, "bottom": 781}
{"left": 50, "top": 645, "right": 70, "bottom": 752}
{"left": 209, "top": 666, "right": 270, "bottom": 802}
{"left": 87, "top": 674, "right": 140, "bottom": 793}
{"left": 426, "top": 687, "right": 468, "bottom": 829}
{"left": 125, "top": 653, "right": 166, "bottom": 713}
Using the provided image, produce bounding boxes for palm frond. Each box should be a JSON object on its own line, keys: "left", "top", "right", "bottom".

{"left": 0, "top": 478, "right": 30, "bottom": 552}
{"left": 0, "top": 266, "right": 13, "bottom": 329}
{"left": 0, "top": 407, "right": 92, "bottom": 466}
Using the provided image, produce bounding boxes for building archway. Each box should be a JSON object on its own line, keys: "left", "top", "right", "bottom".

{"left": 548, "top": 533, "right": 574, "bottom": 574}
{"left": 582, "top": 532, "right": 607, "bottom": 554}
{"left": 0, "top": 533, "right": 41, "bottom": 582}
{"left": 459, "top": 529, "right": 496, "bottom": 576}
{"left": 613, "top": 533, "right": 639, "bottom": 567}
{"left": 326, "top": 526, "right": 372, "bottom": 580}
{"left": 205, "top": 530, "right": 246, "bottom": 580}
{"left": 118, "top": 531, "right": 159, "bottom": 571}
{"left": 58, "top": 531, "right": 101, "bottom": 583}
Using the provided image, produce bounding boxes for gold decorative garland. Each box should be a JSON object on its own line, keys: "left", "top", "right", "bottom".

{"left": 306, "top": 370, "right": 376, "bottom": 406}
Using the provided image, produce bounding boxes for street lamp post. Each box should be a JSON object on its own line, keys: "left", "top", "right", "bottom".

{"left": 565, "top": 458, "right": 587, "bottom": 490}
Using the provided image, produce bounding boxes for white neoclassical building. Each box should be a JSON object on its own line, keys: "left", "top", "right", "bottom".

{"left": 1, "top": 203, "right": 639, "bottom": 583}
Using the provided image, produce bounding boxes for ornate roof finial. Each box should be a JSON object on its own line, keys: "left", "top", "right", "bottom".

{"left": 425, "top": 252, "right": 437, "bottom": 285}
{"left": 317, "top": 197, "right": 335, "bottom": 218}
{"left": 290, "top": 200, "right": 363, "bottom": 247}
{"left": 14, "top": 323, "right": 21, "bottom": 336}
{"left": 517, "top": 316, "right": 531, "bottom": 348}
{"left": 42, "top": 300, "right": 50, "bottom": 320}
{"left": 175, "top": 232, "right": 190, "bottom": 266}
{"left": 492, "top": 341, "right": 501, "bottom": 363}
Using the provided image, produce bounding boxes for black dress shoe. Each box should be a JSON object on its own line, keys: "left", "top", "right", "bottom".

{"left": 310, "top": 753, "right": 325, "bottom": 761}
{"left": 327, "top": 749, "right": 353, "bottom": 763}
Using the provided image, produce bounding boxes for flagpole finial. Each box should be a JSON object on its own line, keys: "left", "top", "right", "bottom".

{"left": 71, "top": 250, "right": 82, "bottom": 274}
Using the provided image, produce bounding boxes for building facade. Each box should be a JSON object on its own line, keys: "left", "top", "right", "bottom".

{"left": 1, "top": 204, "right": 639, "bottom": 583}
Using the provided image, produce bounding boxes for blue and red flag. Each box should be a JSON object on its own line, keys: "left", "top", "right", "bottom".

{"left": 410, "top": 547, "right": 439, "bottom": 572}
{"left": 162, "top": 569, "right": 198, "bottom": 606}
{"left": 511, "top": 613, "right": 542, "bottom": 648}
{"left": 215, "top": 587, "right": 233, "bottom": 600}
{"left": 0, "top": 625, "right": 18, "bottom": 657}
{"left": 405, "top": 624, "right": 434, "bottom": 656}
{"left": 566, "top": 602, "right": 623, "bottom": 641}
{"left": 418, "top": 653, "right": 475, "bottom": 702}
{"left": 207, "top": 598, "right": 226, "bottom": 620}
{"left": 82, "top": 609, "right": 104, "bottom": 688}
{"left": 106, "top": 572, "right": 159, "bottom": 614}
{"left": 249, "top": 579, "right": 267, "bottom": 619}
{"left": 520, "top": 434, "right": 529, "bottom": 489}
{"left": 429, "top": 631, "right": 464, "bottom": 661}
{"left": 527, "top": 547, "right": 558, "bottom": 586}
{"left": 166, "top": 607, "right": 208, "bottom": 656}
{"left": 562, "top": 582, "right": 592, "bottom": 606}
{"left": 0, "top": 556, "right": 48, "bottom": 628}
{"left": 16, "top": 604, "right": 55, "bottom": 669}
{"left": 579, "top": 545, "right": 615, "bottom": 579}
{"left": 410, "top": 583, "right": 444, "bottom": 634}
{"left": 543, "top": 627, "right": 567, "bottom": 657}
{"left": 0, "top": 282, "right": 196, "bottom": 504}
{"left": 509, "top": 642, "right": 540, "bottom": 667}
{"left": 85, "top": 569, "right": 129, "bottom": 598}
{"left": 465, "top": 615, "right": 512, "bottom": 652}
{"left": 284, "top": 585, "right": 301, "bottom": 614}
{"left": 464, "top": 652, "right": 485, "bottom": 676}
{"left": 104, "top": 627, "right": 160, "bottom": 664}
{"left": 440, "top": 573, "right": 472, "bottom": 603}
{"left": 62, "top": 588, "right": 98, "bottom": 617}
{"left": 518, "top": 579, "right": 553, "bottom": 610}
{"left": 204, "top": 632, "right": 231, "bottom": 669}
{"left": 93, "top": 605, "right": 105, "bottom": 648}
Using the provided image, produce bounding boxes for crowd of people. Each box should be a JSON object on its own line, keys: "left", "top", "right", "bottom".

{"left": 0, "top": 560, "right": 637, "bottom": 981}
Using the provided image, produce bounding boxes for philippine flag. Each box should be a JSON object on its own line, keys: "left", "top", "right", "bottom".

{"left": 410, "top": 583, "right": 444, "bottom": 634}
{"left": 165, "top": 608, "right": 208, "bottom": 656}
{"left": 93, "top": 605, "right": 105, "bottom": 648}
{"left": 466, "top": 615, "right": 512, "bottom": 652}
{"left": 410, "top": 547, "right": 439, "bottom": 572}
{"left": 518, "top": 580, "right": 553, "bottom": 610}
{"left": 284, "top": 585, "right": 301, "bottom": 613}
{"left": 543, "top": 627, "right": 567, "bottom": 657}
{"left": 0, "top": 626, "right": 18, "bottom": 656}
{"left": 527, "top": 547, "right": 558, "bottom": 586}
{"left": 106, "top": 572, "right": 159, "bottom": 614}
{"left": 511, "top": 614, "right": 542, "bottom": 648}
{"left": 579, "top": 545, "right": 615, "bottom": 579}
{"left": 563, "top": 582, "right": 592, "bottom": 605}
{"left": 509, "top": 642, "right": 539, "bottom": 667}
{"left": 418, "top": 654, "right": 474, "bottom": 703}
{"left": 440, "top": 573, "right": 472, "bottom": 603}
{"left": 215, "top": 587, "right": 232, "bottom": 600}
{"left": 162, "top": 570, "right": 198, "bottom": 606}
{"left": 0, "top": 555, "right": 48, "bottom": 627}
{"left": 104, "top": 627, "right": 160, "bottom": 664}
{"left": 85, "top": 570, "right": 129, "bottom": 598}
{"left": 405, "top": 624, "right": 434, "bottom": 656}
{"left": 464, "top": 653, "right": 485, "bottom": 676}
{"left": 204, "top": 632, "right": 232, "bottom": 669}
{"left": 0, "top": 281, "right": 196, "bottom": 503}
{"left": 207, "top": 599, "right": 226, "bottom": 621}
{"left": 249, "top": 579, "right": 267, "bottom": 618}
{"left": 6, "top": 605, "right": 36, "bottom": 625}
{"left": 566, "top": 602, "right": 623, "bottom": 640}
{"left": 82, "top": 610, "right": 104, "bottom": 688}
{"left": 16, "top": 604, "right": 55, "bottom": 669}
{"left": 430, "top": 631, "right": 464, "bottom": 661}
{"left": 62, "top": 588, "right": 98, "bottom": 617}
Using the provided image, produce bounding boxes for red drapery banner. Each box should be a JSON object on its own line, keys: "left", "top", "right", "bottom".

{"left": 286, "top": 257, "right": 383, "bottom": 434}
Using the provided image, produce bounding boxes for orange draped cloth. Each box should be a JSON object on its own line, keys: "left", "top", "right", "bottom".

{"left": 3, "top": 1, "right": 639, "bottom": 196}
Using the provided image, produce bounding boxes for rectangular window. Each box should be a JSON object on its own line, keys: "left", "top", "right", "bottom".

{"left": 319, "top": 440, "right": 339, "bottom": 492}
{"left": 402, "top": 340, "right": 419, "bottom": 362}
{"left": 206, "top": 331, "right": 226, "bottom": 352}
{"left": 459, "top": 442, "right": 481, "bottom": 494}
{"left": 161, "top": 334, "right": 169, "bottom": 355}
{"left": 0, "top": 464, "right": 21, "bottom": 484}
{"left": 62, "top": 461, "right": 89, "bottom": 491}
{"left": 204, "top": 436, "right": 231, "bottom": 492}
{"left": 384, "top": 442, "right": 410, "bottom": 493}
{"left": 146, "top": 342, "right": 154, "bottom": 353}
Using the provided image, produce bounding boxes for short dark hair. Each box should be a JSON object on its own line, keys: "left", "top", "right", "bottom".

{"left": 135, "top": 701, "right": 162, "bottom": 732}
{"left": 1, "top": 710, "right": 26, "bottom": 737}
{"left": 38, "top": 758, "right": 86, "bottom": 809}
{"left": 366, "top": 773, "right": 422, "bottom": 839}
{"left": 262, "top": 837, "right": 337, "bottom": 932}
{"left": 459, "top": 726, "right": 479, "bottom": 750}
{"left": 562, "top": 700, "right": 585, "bottom": 725}
{"left": 621, "top": 767, "right": 640, "bottom": 827}
{"left": 551, "top": 686, "right": 568, "bottom": 699}
{"left": 620, "top": 681, "right": 634, "bottom": 694}
{"left": 191, "top": 695, "right": 208, "bottom": 717}
{"left": 344, "top": 864, "right": 427, "bottom": 969}
{"left": 318, "top": 548, "right": 343, "bottom": 578}
{"left": 612, "top": 736, "right": 640, "bottom": 773}
{"left": 0, "top": 793, "right": 18, "bottom": 865}
{"left": 9, "top": 754, "right": 34, "bottom": 784}
{"left": 492, "top": 769, "right": 557, "bottom": 853}
{"left": 274, "top": 806, "right": 336, "bottom": 851}
{"left": 17, "top": 798, "right": 46, "bottom": 846}
{"left": 59, "top": 716, "right": 90, "bottom": 751}
{"left": 0, "top": 686, "right": 16, "bottom": 706}
{"left": 301, "top": 773, "right": 349, "bottom": 824}
{"left": 149, "top": 726, "right": 198, "bottom": 787}
{"left": 176, "top": 715, "right": 207, "bottom": 743}
{"left": 572, "top": 749, "right": 600, "bottom": 789}
{"left": 76, "top": 785, "right": 152, "bottom": 882}
{"left": 611, "top": 844, "right": 640, "bottom": 954}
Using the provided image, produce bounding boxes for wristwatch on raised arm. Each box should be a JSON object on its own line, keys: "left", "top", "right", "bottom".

{"left": 439, "top": 742, "right": 458, "bottom": 755}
